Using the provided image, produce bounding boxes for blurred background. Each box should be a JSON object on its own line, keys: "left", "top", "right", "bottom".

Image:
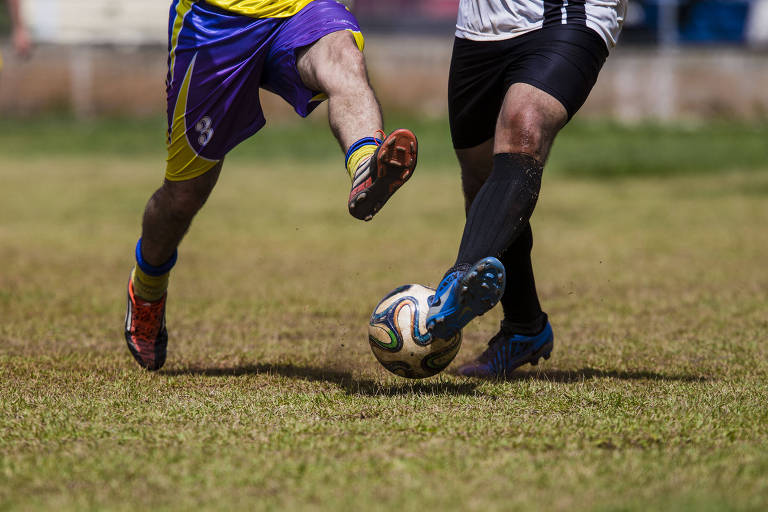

{"left": 1, "top": 0, "right": 767, "bottom": 121}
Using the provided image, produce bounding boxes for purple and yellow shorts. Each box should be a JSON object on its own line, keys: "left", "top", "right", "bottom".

{"left": 165, "top": 0, "right": 364, "bottom": 181}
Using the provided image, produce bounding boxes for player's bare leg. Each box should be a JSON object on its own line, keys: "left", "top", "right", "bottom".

{"left": 455, "top": 139, "right": 494, "bottom": 212}
{"left": 124, "top": 163, "right": 222, "bottom": 371}
{"left": 297, "top": 30, "right": 380, "bottom": 150}
{"left": 139, "top": 163, "right": 222, "bottom": 267}
{"left": 297, "top": 31, "right": 417, "bottom": 221}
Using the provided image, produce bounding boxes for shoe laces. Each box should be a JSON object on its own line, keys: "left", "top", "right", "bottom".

{"left": 351, "top": 131, "right": 387, "bottom": 184}
{"left": 428, "top": 264, "right": 474, "bottom": 307}
{"left": 131, "top": 296, "right": 165, "bottom": 342}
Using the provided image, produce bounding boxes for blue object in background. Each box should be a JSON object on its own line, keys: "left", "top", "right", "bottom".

{"left": 623, "top": 0, "right": 753, "bottom": 44}
{"left": 679, "top": 1, "right": 751, "bottom": 42}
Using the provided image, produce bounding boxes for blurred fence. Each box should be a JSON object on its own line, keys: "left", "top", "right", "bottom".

{"left": 12, "top": 0, "right": 768, "bottom": 45}
{"left": 1, "top": 0, "right": 767, "bottom": 120}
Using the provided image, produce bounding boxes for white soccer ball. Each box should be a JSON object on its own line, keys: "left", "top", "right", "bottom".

{"left": 368, "top": 284, "right": 462, "bottom": 379}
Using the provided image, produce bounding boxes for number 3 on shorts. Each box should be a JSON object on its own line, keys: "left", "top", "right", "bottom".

{"left": 196, "top": 116, "right": 214, "bottom": 147}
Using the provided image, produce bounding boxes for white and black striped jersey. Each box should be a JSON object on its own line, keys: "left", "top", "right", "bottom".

{"left": 455, "top": 0, "right": 627, "bottom": 48}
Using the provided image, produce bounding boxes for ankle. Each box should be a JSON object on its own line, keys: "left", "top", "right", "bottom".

{"left": 501, "top": 313, "right": 548, "bottom": 337}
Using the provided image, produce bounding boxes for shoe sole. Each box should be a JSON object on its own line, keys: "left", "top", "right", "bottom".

{"left": 428, "top": 257, "right": 505, "bottom": 339}
{"left": 349, "top": 128, "right": 417, "bottom": 221}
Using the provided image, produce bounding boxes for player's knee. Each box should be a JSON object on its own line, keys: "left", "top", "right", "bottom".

{"left": 337, "top": 47, "right": 367, "bottom": 86}
{"left": 321, "top": 34, "right": 368, "bottom": 94}
{"left": 497, "top": 103, "right": 563, "bottom": 160}
{"left": 505, "top": 109, "right": 549, "bottom": 155}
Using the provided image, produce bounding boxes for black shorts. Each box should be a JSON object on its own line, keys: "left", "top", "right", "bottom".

{"left": 448, "top": 25, "right": 609, "bottom": 149}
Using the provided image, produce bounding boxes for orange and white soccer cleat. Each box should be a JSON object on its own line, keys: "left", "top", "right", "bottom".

{"left": 348, "top": 128, "right": 418, "bottom": 221}
{"left": 124, "top": 278, "right": 168, "bottom": 371}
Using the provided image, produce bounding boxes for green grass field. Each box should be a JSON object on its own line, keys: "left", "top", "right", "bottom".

{"left": 1, "top": 117, "right": 767, "bottom": 511}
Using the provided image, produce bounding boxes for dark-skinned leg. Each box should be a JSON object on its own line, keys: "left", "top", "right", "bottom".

{"left": 139, "top": 162, "right": 222, "bottom": 268}
{"left": 124, "top": 162, "right": 222, "bottom": 371}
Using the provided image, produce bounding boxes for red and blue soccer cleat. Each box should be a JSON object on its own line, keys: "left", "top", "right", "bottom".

{"left": 457, "top": 321, "right": 554, "bottom": 378}
{"left": 426, "top": 256, "right": 506, "bottom": 340}
{"left": 348, "top": 128, "right": 418, "bottom": 221}
{"left": 124, "top": 279, "right": 168, "bottom": 371}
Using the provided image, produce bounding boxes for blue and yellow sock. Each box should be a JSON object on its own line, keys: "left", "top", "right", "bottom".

{"left": 344, "top": 136, "right": 382, "bottom": 180}
{"left": 131, "top": 238, "right": 177, "bottom": 302}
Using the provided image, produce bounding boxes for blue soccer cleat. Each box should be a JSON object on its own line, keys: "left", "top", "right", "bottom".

{"left": 457, "top": 321, "right": 554, "bottom": 378}
{"left": 426, "top": 256, "right": 506, "bottom": 340}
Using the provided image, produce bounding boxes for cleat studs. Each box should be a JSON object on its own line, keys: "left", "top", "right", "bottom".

{"left": 480, "top": 283, "right": 490, "bottom": 290}
{"left": 461, "top": 285, "right": 469, "bottom": 293}
{"left": 358, "top": 192, "right": 367, "bottom": 200}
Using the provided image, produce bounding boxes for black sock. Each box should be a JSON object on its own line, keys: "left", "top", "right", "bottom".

{"left": 498, "top": 222, "right": 545, "bottom": 329}
{"left": 454, "top": 153, "right": 543, "bottom": 266}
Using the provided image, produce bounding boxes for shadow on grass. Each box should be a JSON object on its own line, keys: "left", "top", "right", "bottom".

{"left": 164, "top": 362, "right": 482, "bottom": 397}
{"left": 485, "top": 367, "right": 710, "bottom": 383}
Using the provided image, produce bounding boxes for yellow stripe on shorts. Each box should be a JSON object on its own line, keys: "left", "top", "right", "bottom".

{"left": 203, "top": 0, "right": 315, "bottom": 18}
{"left": 166, "top": 55, "right": 219, "bottom": 182}
{"left": 169, "top": 0, "right": 195, "bottom": 87}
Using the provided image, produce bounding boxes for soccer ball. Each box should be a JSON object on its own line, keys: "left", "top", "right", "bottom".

{"left": 368, "top": 284, "right": 462, "bottom": 379}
